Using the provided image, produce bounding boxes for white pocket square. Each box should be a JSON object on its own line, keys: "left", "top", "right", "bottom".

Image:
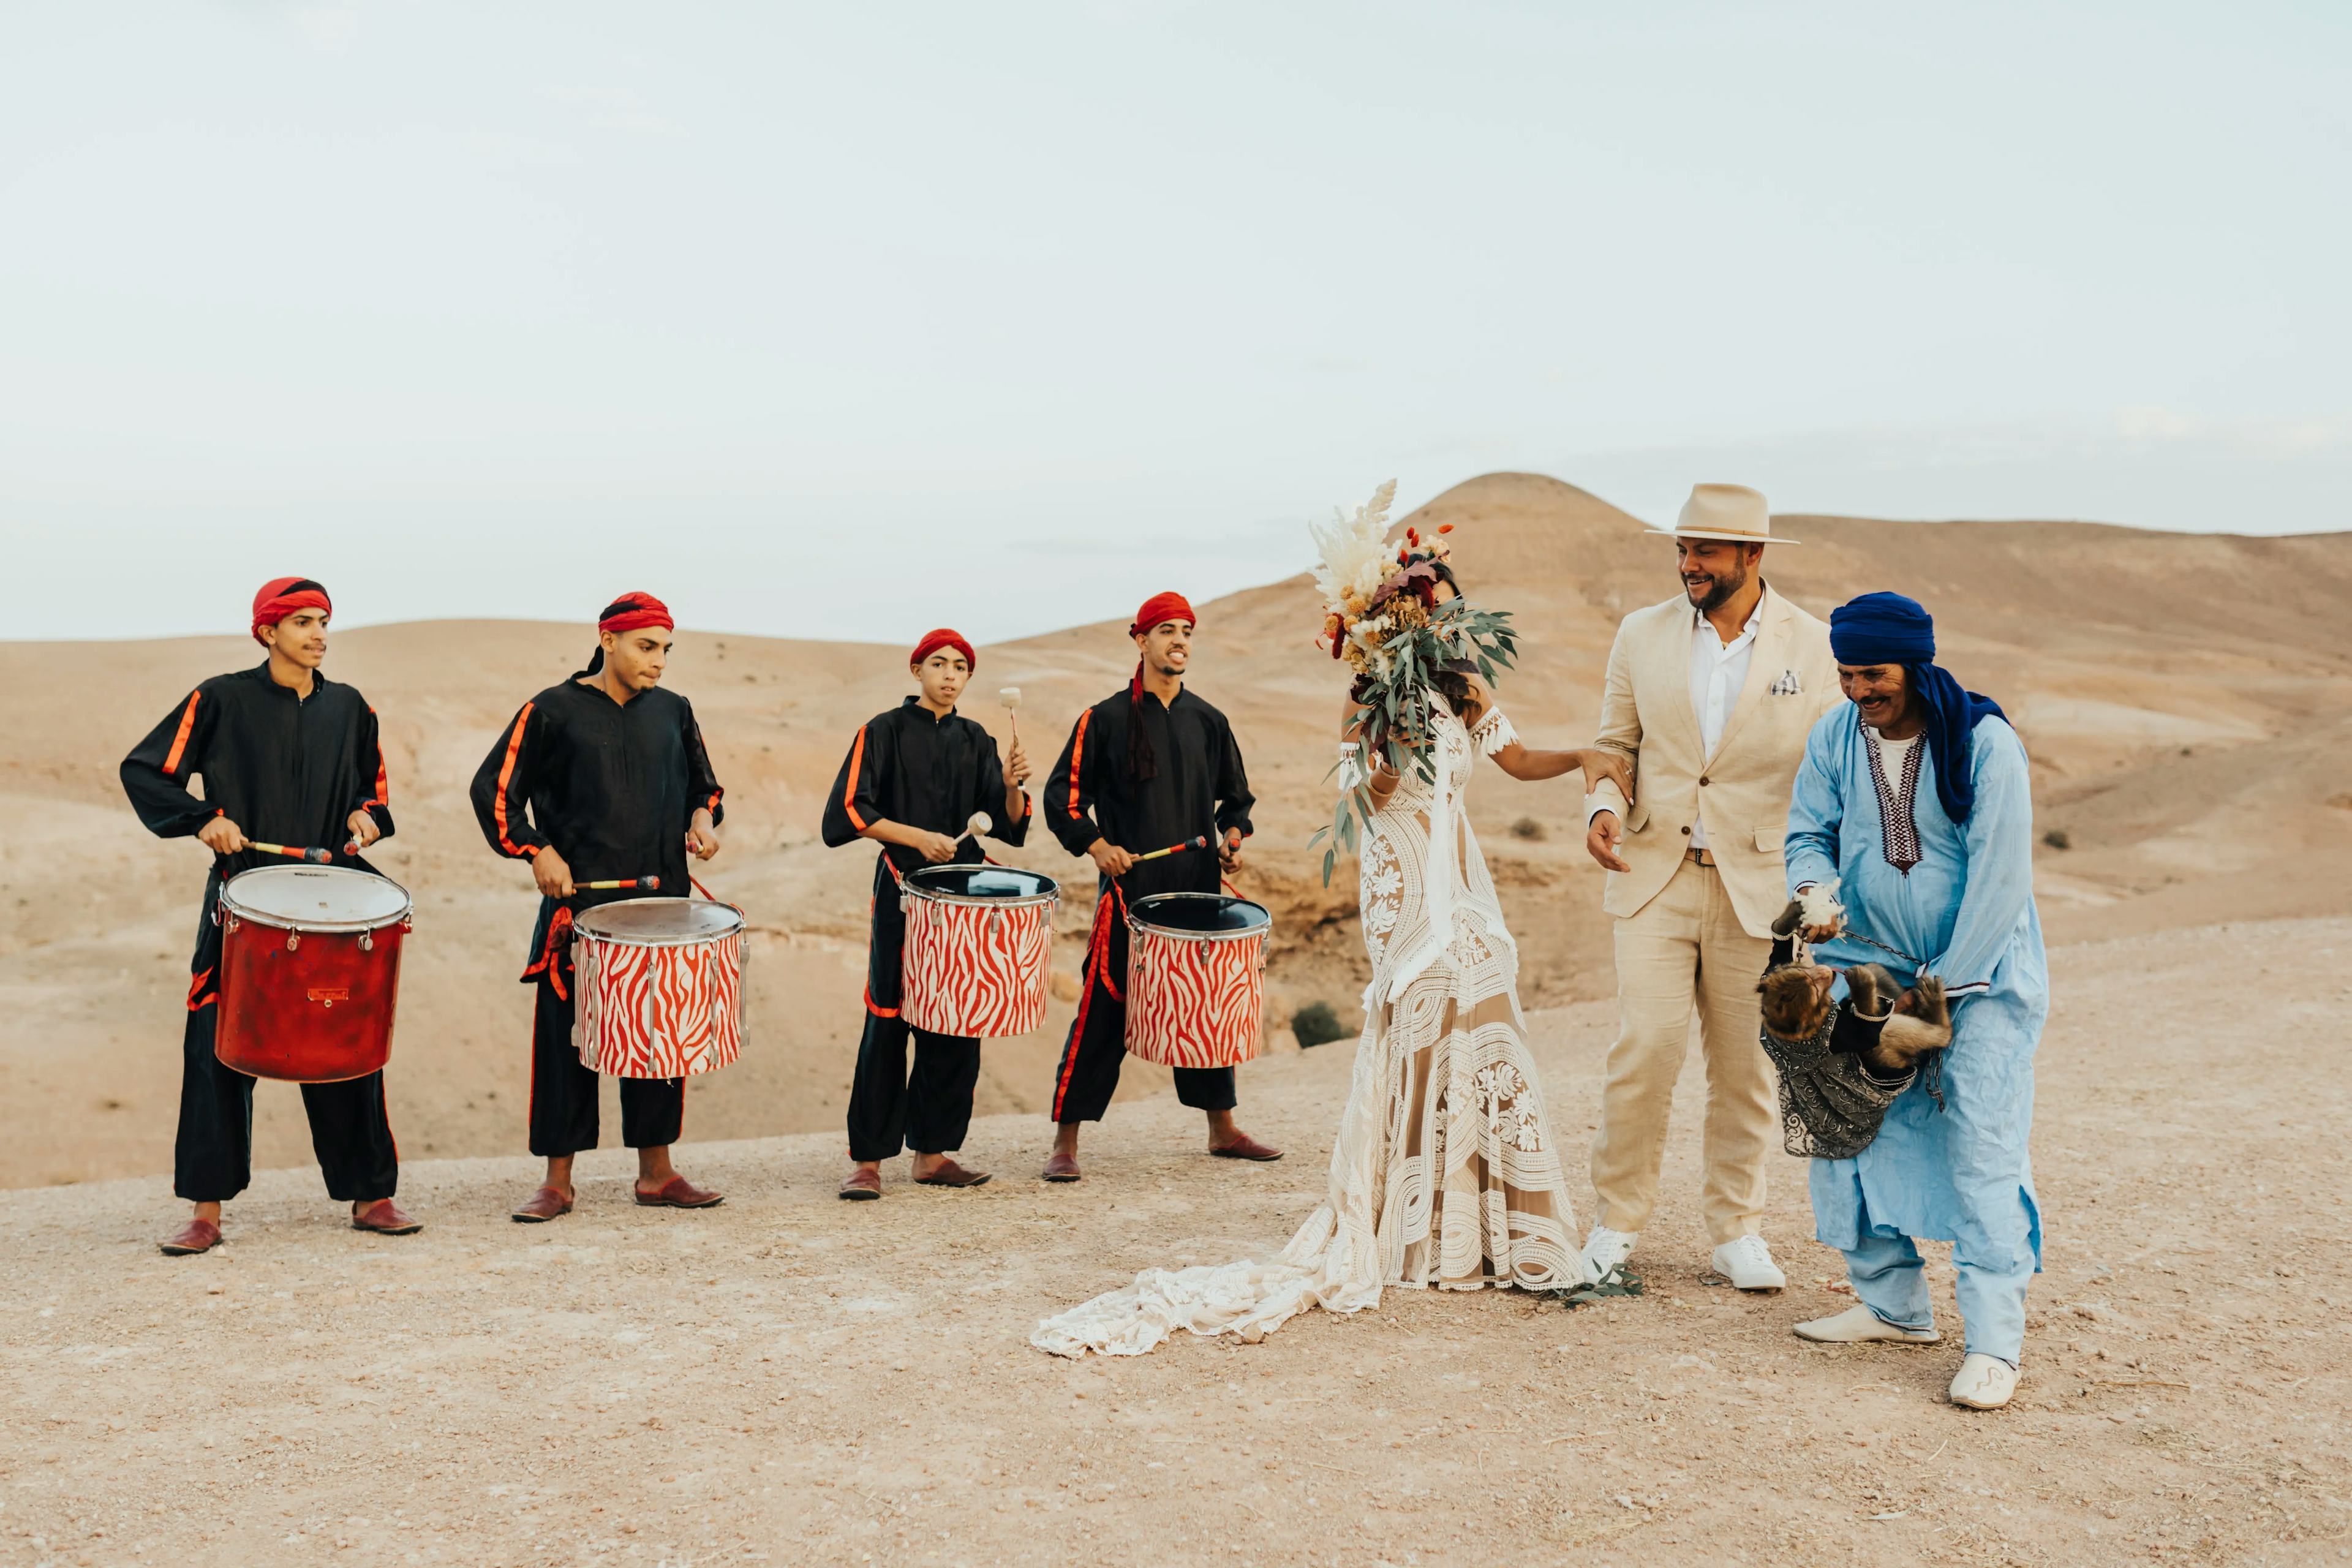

{"left": 1768, "top": 669, "right": 1803, "bottom": 695}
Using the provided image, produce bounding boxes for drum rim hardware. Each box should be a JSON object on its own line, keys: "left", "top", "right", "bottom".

{"left": 1126, "top": 890, "right": 1272, "bottom": 941}
{"left": 573, "top": 894, "right": 747, "bottom": 948}
{"left": 900, "top": 864, "right": 1061, "bottom": 911}
{"left": 217, "top": 865, "right": 413, "bottom": 935}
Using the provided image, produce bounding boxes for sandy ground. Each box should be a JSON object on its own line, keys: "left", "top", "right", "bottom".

{"left": 6, "top": 473, "right": 2351, "bottom": 1188}
{"left": 4, "top": 916, "right": 2348, "bottom": 1568}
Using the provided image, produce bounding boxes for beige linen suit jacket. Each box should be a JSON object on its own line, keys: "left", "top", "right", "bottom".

{"left": 1583, "top": 585, "right": 1841, "bottom": 939}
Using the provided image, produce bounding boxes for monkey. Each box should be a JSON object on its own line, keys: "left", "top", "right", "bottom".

{"left": 1757, "top": 894, "right": 1951, "bottom": 1083}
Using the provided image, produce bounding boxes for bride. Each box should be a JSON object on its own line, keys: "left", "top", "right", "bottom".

{"left": 1032, "top": 500, "right": 1632, "bottom": 1358}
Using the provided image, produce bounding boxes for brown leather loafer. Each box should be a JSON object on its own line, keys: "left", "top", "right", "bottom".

{"left": 1208, "top": 1133, "right": 1284, "bottom": 1162}
{"left": 914, "top": 1159, "right": 991, "bottom": 1188}
{"left": 838, "top": 1169, "right": 882, "bottom": 1201}
{"left": 352, "top": 1199, "right": 423, "bottom": 1234}
{"left": 635, "top": 1176, "right": 724, "bottom": 1209}
{"left": 159, "top": 1218, "right": 222, "bottom": 1256}
{"left": 511, "top": 1186, "right": 574, "bottom": 1223}
{"left": 1039, "top": 1152, "right": 1081, "bottom": 1183}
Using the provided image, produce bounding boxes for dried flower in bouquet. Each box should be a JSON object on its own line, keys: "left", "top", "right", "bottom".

{"left": 1306, "top": 482, "right": 1518, "bottom": 886}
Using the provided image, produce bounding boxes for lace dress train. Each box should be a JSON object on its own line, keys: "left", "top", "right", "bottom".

{"left": 1031, "top": 703, "right": 1586, "bottom": 1359}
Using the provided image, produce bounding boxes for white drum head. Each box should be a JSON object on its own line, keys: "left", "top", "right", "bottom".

{"left": 221, "top": 865, "right": 412, "bottom": 932}
{"left": 575, "top": 897, "right": 745, "bottom": 946}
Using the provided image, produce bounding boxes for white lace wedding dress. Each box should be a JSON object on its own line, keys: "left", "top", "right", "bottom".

{"left": 1031, "top": 701, "right": 1586, "bottom": 1358}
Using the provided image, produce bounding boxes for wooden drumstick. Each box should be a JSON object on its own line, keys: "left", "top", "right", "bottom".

{"left": 951, "top": 811, "right": 991, "bottom": 846}
{"left": 576, "top": 875, "right": 661, "bottom": 891}
{"left": 250, "top": 842, "right": 332, "bottom": 864}
{"left": 999, "top": 685, "right": 1021, "bottom": 743}
{"left": 1129, "top": 834, "right": 1210, "bottom": 864}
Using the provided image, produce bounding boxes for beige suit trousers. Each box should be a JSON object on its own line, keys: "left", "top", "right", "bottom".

{"left": 1590, "top": 858, "right": 1776, "bottom": 1245}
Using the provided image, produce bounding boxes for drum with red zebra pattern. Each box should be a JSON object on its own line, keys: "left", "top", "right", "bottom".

{"left": 1123, "top": 892, "right": 1270, "bottom": 1069}
{"left": 571, "top": 897, "right": 746, "bottom": 1078}
{"left": 900, "top": 864, "right": 1059, "bottom": 1039}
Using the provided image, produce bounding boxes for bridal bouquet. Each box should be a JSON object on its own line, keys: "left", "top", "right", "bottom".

{"left": 1306, "top": 480, "right": 1519, "bottom": 886}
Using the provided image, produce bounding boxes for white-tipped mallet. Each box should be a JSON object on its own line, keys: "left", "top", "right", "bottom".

{"left": 952, "top": 810, "right": 991, "bottom": 846}
{"left": 999, "top": 685, "right": 1022, "bottom": 742}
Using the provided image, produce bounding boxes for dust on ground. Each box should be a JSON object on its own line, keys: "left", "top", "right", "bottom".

{"left": 4, "top": 918, "right": 2346, "bottom": 1568}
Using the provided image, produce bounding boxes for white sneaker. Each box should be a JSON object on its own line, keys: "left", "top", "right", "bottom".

{"left": 1949, "top": 1352, "right": 2019, "bottom": 1409}
{"left": 1792, "top": 1303, "right": 1941, "bottom": 1344}
{"left": 1580, "top": 1226, "right": 1638, "bottom": 1280}
{"left": 1710, "top": 1234, "right": 1786, "bottom": 1292}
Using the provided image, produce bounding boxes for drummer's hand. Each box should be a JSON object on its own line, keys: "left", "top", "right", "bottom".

{"left": 345, "top": 809, "right": 380, "bottom": 852}
{"left": 915, "top": 830, "right": 959, "bottom": 864}
{"left": 197, "top": 815, "right": 247, "bottom": 856}
{"left": 1088, "top": 839, "right": 1135, "bottom": 878}
{"left": 1004, "top": 736, "right": 1032, "bottom": 791}
{"left": 687, "top": 809, "right": 721, "bottom": 862}
{"left": 532, "top": 847, "right": 575, "bottom": 899}
{"left": 1218, "top": 827, "right": 1246, "bottom": 872}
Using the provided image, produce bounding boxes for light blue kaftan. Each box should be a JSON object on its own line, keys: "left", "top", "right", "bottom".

{"left": 1785, "top": 707, "right": 2046, "bottom": 1362}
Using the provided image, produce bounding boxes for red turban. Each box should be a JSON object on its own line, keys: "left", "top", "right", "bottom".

{"left": 598, "top": 592, "right": 674, "bottom": 636}
{"left": 1129, "top": 591, "right": 1196, "bottom": 637}
{"left": 251, "top": 578, "right": 331, "bottom": 644}
{"left": 910, "top": 628, "right": 976, "bottom": 670}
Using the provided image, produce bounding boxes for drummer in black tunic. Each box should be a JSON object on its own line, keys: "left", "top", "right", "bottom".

{"left": 1038, "top": 590, "right": 1282, "bottom": 1182}
{"left": 469, "top": 592, "right": 727, "bottom": 1223}
{"left": 120, "top": 577, "right": 415, "bottom": 1256}
{"left": 821, "top": 628, "right": 1032, "bottom": 1200}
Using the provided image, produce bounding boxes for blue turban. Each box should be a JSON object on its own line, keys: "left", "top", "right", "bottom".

{"left": 1828, "top": 592, "right": 2008, "bottom": 824}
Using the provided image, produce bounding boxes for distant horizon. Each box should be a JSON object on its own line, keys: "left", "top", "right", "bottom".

{"left": 17, "top": 467, "right": 2345, "bottom": 649}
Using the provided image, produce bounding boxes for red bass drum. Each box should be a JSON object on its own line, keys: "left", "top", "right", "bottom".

{"left": 214, "top": 865, "right": 413, "bottom": 1082}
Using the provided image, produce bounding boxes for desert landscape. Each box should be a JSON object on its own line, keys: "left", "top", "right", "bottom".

{"left": 4, "top": 472, "right": 2351, "bottom": 1565}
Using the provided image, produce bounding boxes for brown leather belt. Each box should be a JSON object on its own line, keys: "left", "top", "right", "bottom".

{"left": 1685, "top": 847, "right": 1717, "bottom": 867}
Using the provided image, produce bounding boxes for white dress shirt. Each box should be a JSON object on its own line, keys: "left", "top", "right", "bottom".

{"left": 1687, "top": 597, "right": 1761, "bottom": 851}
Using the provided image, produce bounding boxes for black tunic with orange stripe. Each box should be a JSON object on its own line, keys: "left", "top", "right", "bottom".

{"left": 121, "top": 661, "right": 396, "bottom": 976}
{"left": 820, "top": 696, "right": 1030, "bottom": 1014}
{"left": 1039, "top": 683, "right": 1255, "bottom": 1121}
{"left": 119, "top": 660, "right": 401, "bottom": 1202}
{"left": 1042, "top": 685, "right": 1254, "bottom": 900}
{"left": 467, "top": 679, "right": 725, "bottom": 968}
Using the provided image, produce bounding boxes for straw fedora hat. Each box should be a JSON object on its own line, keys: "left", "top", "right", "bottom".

{"left": 1644, "top": 483, "right": 1800, "bottom": 545}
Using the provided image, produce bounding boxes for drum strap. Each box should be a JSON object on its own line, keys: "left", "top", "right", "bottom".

{"left": 1089, "top": 884, "right": 1128, "bottom": 1003}
{"left": 522, "top": 907, "right": 577, "bottom": 1000}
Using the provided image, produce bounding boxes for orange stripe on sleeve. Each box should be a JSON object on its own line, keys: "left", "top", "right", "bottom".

{"left": 161, "top": 691, "right": 202, "bottom": 776}
{"left": 843, "top": 726, "right": 870, "bottom": 831}
{"left": 492, "top": 702, "right": 537, "bottom": 856}
{"left": 365, "top": 706, "right": 389, "bottom": 808}
{"left": 1066, "top": 709, "right": 1090, "bottom": 819}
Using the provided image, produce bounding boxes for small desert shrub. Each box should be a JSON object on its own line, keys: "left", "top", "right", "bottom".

{"left": 1510, "top": 816, "right": 1545, "bottom": 841}
{"left": 1291, "top": 1001, "right": 1347, "bottom": 1048}
{"left": 2042, "top": 829, "right": 2071, "bottom": 850}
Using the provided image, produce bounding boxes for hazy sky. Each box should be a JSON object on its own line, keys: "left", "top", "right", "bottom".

{"left": 5, "top": 2, "right": 2346, "bottom": 646}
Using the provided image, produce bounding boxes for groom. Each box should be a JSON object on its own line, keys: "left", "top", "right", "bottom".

{"left": 1580, "top": 484, "right": 1840, "bottom": 1290}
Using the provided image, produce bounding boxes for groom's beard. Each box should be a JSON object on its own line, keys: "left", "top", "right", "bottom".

{"left": 1686, "top": 565, "right": 1749, "bottom": 615}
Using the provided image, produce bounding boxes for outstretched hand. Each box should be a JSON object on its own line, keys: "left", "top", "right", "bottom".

{"left": 1585, "top": 810, "right": 1631, "bottom": 874}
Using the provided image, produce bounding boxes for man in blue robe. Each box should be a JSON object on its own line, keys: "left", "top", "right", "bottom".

{"left": 1782, "top": 592, "right": 2046, "bottom": 1411}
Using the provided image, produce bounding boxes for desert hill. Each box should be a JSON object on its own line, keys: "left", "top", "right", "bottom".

{"left": 2, "top": 470, "right": 2348, "bottom": 1188}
